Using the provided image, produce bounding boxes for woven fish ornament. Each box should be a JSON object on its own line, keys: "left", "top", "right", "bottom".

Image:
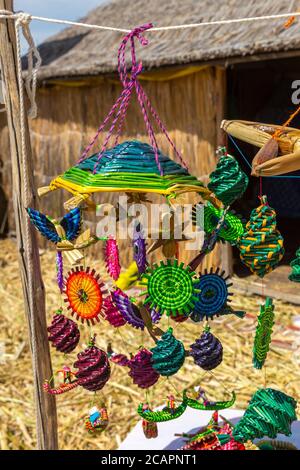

{"left": 150, "top": 328, "right": 185, "bottom": 376}
{"left": 232, "top": 388, "right": 297, "bottom": 442}
{"left": 253, "top": 297, "right": 274, "bottom": 369}
{"left": 190, "top": 325, "right": 223, "bottom": 370}
{"left": 208, "top": 147, "right": 248, "bottom": 207}
{"left": 238, "top": 196, "right": 284, "bottom": 278}
{"left": 289, "top": 247, "right": 300, "bottom": 282}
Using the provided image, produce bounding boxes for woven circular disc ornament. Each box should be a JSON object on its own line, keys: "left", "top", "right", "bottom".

{"left": 64, "top": 267, "right": 107, "bottom": 324}
{"left": 238, "top": 196, "right": 284, "bottom": 278}
{"left": 208, "top": 147, "right": 249, "bottom": 207}
{"left": 192, "top": 268, "right": 232, "bottom": 321}
{"left": 141, "top": 259, "right": 200, "bottom": 316}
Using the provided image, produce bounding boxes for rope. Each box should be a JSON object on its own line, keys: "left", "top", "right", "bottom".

{"left": 2, "top": 10, "right": 300, "bottom": 33}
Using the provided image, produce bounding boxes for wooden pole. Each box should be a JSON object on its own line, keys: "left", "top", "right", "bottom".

{"left": 0, "top": 0, "right": 58, "bottom": 449}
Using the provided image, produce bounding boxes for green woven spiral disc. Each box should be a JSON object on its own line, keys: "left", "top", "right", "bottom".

{"left": 142, "top": 259, "right": 200, "bottom": 316}
{"left": 208, "top": 150, "right": 249, "bottom": 207}
{"left": 289, "top": 247, "right": 300, "bottom": 282}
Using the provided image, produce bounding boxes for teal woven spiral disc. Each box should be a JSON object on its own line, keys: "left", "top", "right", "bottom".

{"left": 142, "top": 259, "right": 200, "bottom": 316}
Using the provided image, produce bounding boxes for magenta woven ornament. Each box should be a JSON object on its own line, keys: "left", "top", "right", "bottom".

{"left": 127, "top": 348, "right": 159, "bottom": 389}
{"left": 133, "top": 233, "right": 147, "bottom": 274}
{"left": 104, "top": 238, "right": 121, "bottom": 281}
{"left": 74, "top": 336, "right": 111, "bottom": 392}
{"left": 103, "top": 296, "right": 127, "bottom": 328}
{"left": 47, "top": 309, "right": 80, "bottom": 354}
{"left": 56, "top": 251, "right": 64, "bottom": 292}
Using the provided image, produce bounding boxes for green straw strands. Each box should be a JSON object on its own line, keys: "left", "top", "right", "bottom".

{"left": 43, "top": 141, "right": 216, "bottom": 203}
{"left": 208, "top": 147, "right": 249, "bottom": 207}
{"left": 137, "top": 393, "right": 188, "bottom": 422}
{"left": 142, "top": 259, "right": 200, "bottom": 317}
{"left": 289, "top": 247, "right": 300, "bottom": 282}
{"left": 150, "top": 328, "right": 185, "bottom": 376}
{"left": 253, "top": 297, "right": 275, "bottom": 370}
{"left": 238, "top": 196, "right": 284, "bottom": 278}
{"left": 192, "top": 202, "right": 245, "bottom": 246}
{"left": 232, "top": 388, "right": 297, "bottom": 443}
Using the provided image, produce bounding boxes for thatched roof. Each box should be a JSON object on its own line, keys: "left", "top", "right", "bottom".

{"left": 37, "top": 0, "right": 300, "bottom": 80}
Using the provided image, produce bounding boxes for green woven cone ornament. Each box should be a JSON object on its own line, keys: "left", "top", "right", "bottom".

{"left": 150, "top": 327, "right": 185, "bottom": 376}
{"left": 253, "top": 297, "right": 274, "bottom": 369}
{"left": 289, "top": 247, "right": 300, "bottom": 282}
{"left": 232, "top": 388, "right": 297, "bottom": 443}
{"left": 192, "top": 202, "right": 245, "bottom": 245}
{"left": 142, "top": 259, "right": 200, "bottom": 316}
{"left": 238, "top": 196, "right": 284, "bottom": 278}
{"left": 208, "top": 147, "right": 249, "bottom": 207}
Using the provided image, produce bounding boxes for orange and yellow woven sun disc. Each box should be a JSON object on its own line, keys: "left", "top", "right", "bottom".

{"left": 64, "top": 267, "right": 106, "bottom": 324}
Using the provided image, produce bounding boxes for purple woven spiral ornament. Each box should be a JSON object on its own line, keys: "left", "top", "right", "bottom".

{"left": 47, "top": 309, "right": 80, "bottom": 353}
{"left": 112, "top": 289, "right": 145, "bottom": 330}
{"left": 56, "top": 251, "right": 64, "bottom": 292}
{"left": 128, "top": 348, "right": 159, "bottom": 389}
{"left": 74, "top": 336, "right": 111, "bottom": 391}
{"left": 133, "top": 233, "right": 147, "bottom": 274}
{"left": 190, "top": 325, "right": 223, "bottom": 371}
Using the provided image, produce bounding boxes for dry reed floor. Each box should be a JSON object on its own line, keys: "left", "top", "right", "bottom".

{"left": 0, "top": 238, "right": 300, "bottom": 450}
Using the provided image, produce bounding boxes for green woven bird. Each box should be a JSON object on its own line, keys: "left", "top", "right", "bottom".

{"left": 208, "top": 147, "right": 249, "bottom": 207}
{"left": 239, "top": 196, "right": 284, "bottom": 278}
{"left": 232, "top": 388, "right": 297, "bottom": 443}
{"left": 253, "top": 297, "right": 274, "bottom": 369}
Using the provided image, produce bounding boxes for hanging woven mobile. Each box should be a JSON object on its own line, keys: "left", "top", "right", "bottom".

{"left": 64, "top": 267, "right": 107, "bottom": 324}
{"left": 141, "top": 259, "right": 200, "bottom": 317}
{"left": 207, "top": 146, "right": 249, "bottom": 207}
{"left": 232, "top": 388, "right": 297, "bottom": 443}
{"left": 253, "top": 297, "right": 275, "bottom": 369}
{"left": 184, "top": 388, "right": 236, "bottom": 410}
{"left": 104, "top": 237, "right": 121, "bottom": 281}
{"left": 150, "top": 327, "right": 185, "bottom": 376}
{"left": 239, "top": 196, "right": 284, "bottom": 278}
{"left": 189, "top": 325, "right": 223, "bottom": 370}
{"left": 47, "top": 308, "right": 80, "bottom": 354}
{"left": 85, "top": 406, "right": 109, "bottom": 434}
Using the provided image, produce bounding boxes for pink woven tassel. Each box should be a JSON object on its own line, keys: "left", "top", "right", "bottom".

{"left": 104, "top": 238, "right": 121, "bottom": 281}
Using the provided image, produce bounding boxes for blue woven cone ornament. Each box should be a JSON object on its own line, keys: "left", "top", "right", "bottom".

{"left": 150, "top": 328, "right": 185, "bottom": 376}
{"left": 190, "top": 325, "right": 223, "bottom": 370}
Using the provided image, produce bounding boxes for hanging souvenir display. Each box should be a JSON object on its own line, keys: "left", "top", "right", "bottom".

{"left": 239, "top": 196, "right": 284, "bottom": 277}
{"left": 253, "top": 297, "right": 275, "bottom": 369}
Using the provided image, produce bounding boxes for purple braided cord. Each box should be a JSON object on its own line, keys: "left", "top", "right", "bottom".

{"left": 56, "top": 251, "right": 64, "bottom": 293}
{"left": 78, "top": 23, "right": 188, "bottom": 175}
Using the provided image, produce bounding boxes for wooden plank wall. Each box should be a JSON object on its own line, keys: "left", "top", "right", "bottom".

{"left": 0, "top": 66, "right": 226, "bottom": 270}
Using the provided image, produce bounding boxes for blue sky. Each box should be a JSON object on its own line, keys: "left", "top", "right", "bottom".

{"left": 15, "top": 0, "right": 106, "bottom": 45}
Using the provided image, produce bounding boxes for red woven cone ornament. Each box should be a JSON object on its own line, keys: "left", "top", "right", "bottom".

{"left": 74, "top": 336, "right": 111, "bottom": 392}
{"left": 64, "top": 266, "right": 107, "bottom": 325}
{"left": 103, "top": 295, "right": 127, "bottom": 328}
{"left": 48, "top": 308, "right": 80, "bottom": 353}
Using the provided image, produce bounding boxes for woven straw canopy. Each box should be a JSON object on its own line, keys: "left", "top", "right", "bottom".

{"left": 45, "top": 140, "right": 215, "bottom": 201}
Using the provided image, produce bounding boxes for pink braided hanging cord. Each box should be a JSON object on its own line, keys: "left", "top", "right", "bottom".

{"left": 78, "top": 23, "right": 188, "bottom": 175}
